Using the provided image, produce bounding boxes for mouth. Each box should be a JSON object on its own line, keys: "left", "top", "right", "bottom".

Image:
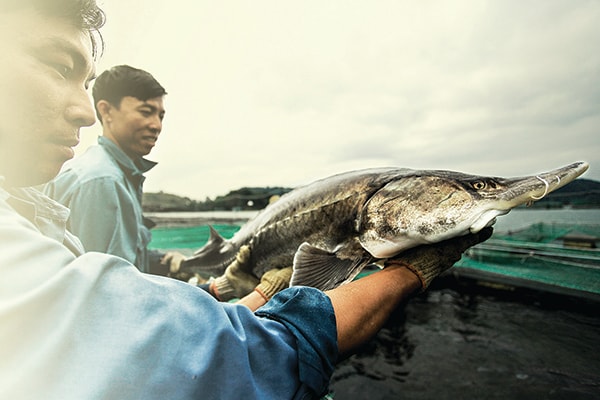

{"left": 49, "top": 137, "right": 79, "bottom": 161}
{"left": 142, "top": 136, "right": 158, "bottom": 145}
{"left": 54, "top": 144, "right": 75, "bottom": 161}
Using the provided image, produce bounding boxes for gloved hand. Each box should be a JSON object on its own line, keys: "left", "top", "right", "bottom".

{"left": 210, "top": 246, "right": 259, "bottom": 301}
{"left": 254, "top": 267, "right": 293, "bottom": 301}
{"left": 161, "top": 251, "right": 186, "bottom": 274}
{"left": 384, "top": 227, "right": 493, "bottom": 291}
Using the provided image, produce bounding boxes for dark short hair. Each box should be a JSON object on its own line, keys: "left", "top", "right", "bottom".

{"left": 92, "top": 65, "right": 167, "bottom": 122}
{"left": 0, "top": 0, "right": 106, "bottom": 58}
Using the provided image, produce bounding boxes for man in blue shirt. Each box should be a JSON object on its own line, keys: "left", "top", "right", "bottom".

{"left": 45, "top": 64, "right": 186, "bottom": 275}
{"left": 0, "top": 1, "right": 490, "bottom": 399}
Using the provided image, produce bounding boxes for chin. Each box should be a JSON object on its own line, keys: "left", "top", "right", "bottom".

{"left": 1, "top": 158, "right": 62, "bottom": 187}
{"left": 32, "top": 165, "right": 63, "bottom": 186}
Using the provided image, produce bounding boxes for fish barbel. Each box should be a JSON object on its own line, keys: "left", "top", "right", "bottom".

{"left": 180, "top": 162, "right": 589, "bottom": 290}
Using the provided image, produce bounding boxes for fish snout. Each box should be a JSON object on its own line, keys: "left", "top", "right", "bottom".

{"left": 530, "top": 161, "right": 589, "bottom": 201}
{"left": 501, "top": 161, "right": 589, "bottom": 206}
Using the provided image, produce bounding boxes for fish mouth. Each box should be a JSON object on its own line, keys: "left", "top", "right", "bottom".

{"left": 469, "top": 209, "right": 509, "bottom": 233}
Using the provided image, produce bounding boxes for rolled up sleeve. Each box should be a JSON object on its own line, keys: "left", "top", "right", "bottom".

{"left": 256, "top": 287, "right": 338, "bottom": 397}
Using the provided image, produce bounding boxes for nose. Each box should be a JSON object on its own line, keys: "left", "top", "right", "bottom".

{"left": 148, "top": 114, "right": 163, "bottom": 134}
{"left": 65, "top": 88, "right": 96, "bottom": 127}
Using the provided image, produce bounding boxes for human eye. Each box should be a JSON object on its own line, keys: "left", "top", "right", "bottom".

{"left": 37, "top": 50, "right": 74, "bottom": 79}
{"left": 139, "top": 108, "right": 152, "bottom": 117}
{"left": 49, "top": 62, "right": 73, "bottom": 79}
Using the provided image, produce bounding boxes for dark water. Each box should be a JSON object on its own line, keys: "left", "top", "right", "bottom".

{"left": 329, "top": 282, "right": 600, "bottom": 400}
{"left": 147, "top": 209, "right": 600, "bottom": 399}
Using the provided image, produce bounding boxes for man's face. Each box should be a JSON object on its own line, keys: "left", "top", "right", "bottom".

{"left": 0, "top": 7, "right": 97, "bottom": 187}
{"left": 102, "top": 96, "right": 165, "bottom": 159}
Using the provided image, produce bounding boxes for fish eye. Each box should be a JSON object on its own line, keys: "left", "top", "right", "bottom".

{"left": 471, "top": 181, "right": 487, "bottom": 190}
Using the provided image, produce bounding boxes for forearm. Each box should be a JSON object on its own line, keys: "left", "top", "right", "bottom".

{"left": 326, "top": 265, "right": 420, "bottom": 355}
{"left": 237, "top": 289, "right": 267, "bottom": 311}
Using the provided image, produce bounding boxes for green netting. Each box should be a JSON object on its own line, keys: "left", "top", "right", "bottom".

{"left": 150, "top": 221, "right": 600, "bottom": 295}
{"left": 149, "top": 224, "right": 241, "bottom": 253}
{"left": 497, "top": 222, "right": 600, "bottom": 244}
{"left": 458, "top": 222, "right": 600, "bottom": 295}
{"left": 456, "top": 256, "right": 600, "bottom": 295}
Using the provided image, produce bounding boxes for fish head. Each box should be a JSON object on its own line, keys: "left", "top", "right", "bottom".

{"left": 358, "top": 161, "right": 589, "bottom": 258}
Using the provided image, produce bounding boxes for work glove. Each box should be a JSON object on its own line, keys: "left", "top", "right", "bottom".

{"left": 254, "top": 267, "right": 293, "bottom": 301}
{"left": 161, "top": 251, "right": 186, "bottom": 274}
{"left": 210, "top": 246, "right": 259, "bottom": 301}
{"left": 385, "top": 227, "right": 493, "bottom": 291}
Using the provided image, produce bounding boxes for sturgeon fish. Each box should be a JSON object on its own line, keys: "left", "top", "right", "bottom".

{"left": 180, "top": 162, "right": 589, "bottom": 290}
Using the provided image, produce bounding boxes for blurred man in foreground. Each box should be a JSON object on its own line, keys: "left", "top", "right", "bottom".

{"left": 0, "top": 1, "right": 489, "bottom": 398}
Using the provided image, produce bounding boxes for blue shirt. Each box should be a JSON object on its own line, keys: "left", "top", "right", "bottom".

{"left": 0, "top": 180, "right": 338, "bottom": 399}
{"left": 44, "top": 136, "right": 156, "bottom": 272}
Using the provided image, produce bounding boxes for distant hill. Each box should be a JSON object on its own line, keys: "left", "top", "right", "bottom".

{"left": 143, "top": 178, "right": 600, "bottom": 212}
{"left": 142, "top": 191, "right": 196, "bottom": 212}
{"left": 143, "top": 187, "right": 292, "bottom": 212}
{"left": 528, "top": 178, "right": 600, "bottom": 209}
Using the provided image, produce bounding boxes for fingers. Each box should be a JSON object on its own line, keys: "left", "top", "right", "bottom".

{"left": 477, "top": 226, "right": 494, "bottom": 243}
{"left": 261, "top": 266, "right": 293, "bottom": 282}
{"left": 257, "top": 267, "right": 293, "bottom": 300}
{"left": 383, "top": 227, "right": 494, "bottom": 291}
{"left": 161, "top": 252, "right": 187, "bottom": 274}
{"left": 435, "top": 226, "right": 494, "bottom": 255}
{"left": 236, "top": 245, "right": 251, "bottom": 264}
{"left": 457, "top": 226, "right": 493, "bottom": 246}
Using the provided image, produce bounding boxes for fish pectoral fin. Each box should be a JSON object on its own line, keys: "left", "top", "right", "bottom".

{"left": 290, "top": 242, "right": 367, "bottom": 291}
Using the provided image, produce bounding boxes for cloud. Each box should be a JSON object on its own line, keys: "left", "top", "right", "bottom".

{"left": 77, "top": 0, "right": 600, "bottom": 199}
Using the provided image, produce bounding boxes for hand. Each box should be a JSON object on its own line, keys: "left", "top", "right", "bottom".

{"left": 161, "top": 251, "right": 186, "bottom": 274}
{"left": 235, "top": 267, "right": 293, "bottom": 311}
{"left": 210, "top": 246, "right": 259, "bottom": 301}
{"left": 254, "top": 267, "right": 293, "bottom": 301}
{"left": 384, "top": 227, "right": 493, "bottom": 291}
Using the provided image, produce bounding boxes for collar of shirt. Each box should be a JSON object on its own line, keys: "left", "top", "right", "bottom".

{"left": 97, "top": 136, "right": 158, "bottom": 178}
{"left": 1, "top": 177, "right": 84, "bottom": 255}
{"left": 1, "top": 177, "right": 71, "bottom": 244}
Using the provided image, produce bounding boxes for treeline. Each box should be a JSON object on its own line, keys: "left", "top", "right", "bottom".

{"left": 143, "top": 178, "right": 600, "bottom": 212}
{"left": 143, "top": 187, "right": 292, "bottom": 212}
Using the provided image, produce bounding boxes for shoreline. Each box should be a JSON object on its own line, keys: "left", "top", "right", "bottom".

{"left": 145, "top": 211, "right": 256, "bottom": 228}
{"left": 145, "top": 208, "right": 600, "bottom": 230}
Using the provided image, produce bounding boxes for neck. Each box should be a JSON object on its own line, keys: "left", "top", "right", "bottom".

{"left": 102, "top": 133, "right": 137, "bottom": 160}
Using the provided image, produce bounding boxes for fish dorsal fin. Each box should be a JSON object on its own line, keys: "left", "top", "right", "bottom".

{"left": 182, "top": 226, "right": 234, "bottom": 274}
{"left": 207, "top": 225, "right": 225, "bottom": 245}
{"left": 192, "top": 225, "right": 225, "bottom": 255}
{"left": 290, "top": 243, "right": 368, "bottom": 291}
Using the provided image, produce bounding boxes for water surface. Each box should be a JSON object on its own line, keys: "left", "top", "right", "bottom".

{"left": 329, "top": 286, "right": 600, "bottom": 399}
{"left": 148, "top": 208, "right": 600, "bottom": 399}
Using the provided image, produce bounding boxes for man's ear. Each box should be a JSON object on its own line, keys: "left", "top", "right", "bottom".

{"left": 96, "top": 100, "right": 113, "bottom": 124}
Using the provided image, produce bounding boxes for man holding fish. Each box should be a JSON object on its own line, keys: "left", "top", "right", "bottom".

{"left": 44, "top": 64, "right": 186, "bottom": 276}
{"left": 0, "top": 1, "right": 588, "bottom": 399}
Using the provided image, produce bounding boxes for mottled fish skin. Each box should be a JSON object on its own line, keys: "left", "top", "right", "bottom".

{"left": 180, "top": 162, "right": 589, "bottom": 290}
{"left": 185, "top": 168, "right": 403, "bottom": 276}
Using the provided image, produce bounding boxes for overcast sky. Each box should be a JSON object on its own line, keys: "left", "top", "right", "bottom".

{"left": 78, "top": 0, "right": 600, "bottom": 200}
